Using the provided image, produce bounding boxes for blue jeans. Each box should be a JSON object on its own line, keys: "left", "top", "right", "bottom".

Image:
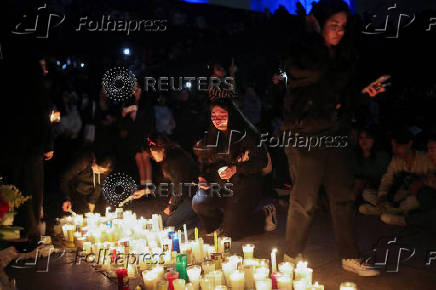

{"left": 162, "top": 199, "right": 198, "bottom": 230}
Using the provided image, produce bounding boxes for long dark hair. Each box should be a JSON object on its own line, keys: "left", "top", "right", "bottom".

{"left": 311, "top": 0, "right": 355, "bottom": 63}
{"left": 203, "top": 98, "right": 260, "bottom": 164}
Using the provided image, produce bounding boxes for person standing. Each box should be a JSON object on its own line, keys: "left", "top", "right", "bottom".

{"left": 282, "top": 0, "right": 388, "bottom": 276}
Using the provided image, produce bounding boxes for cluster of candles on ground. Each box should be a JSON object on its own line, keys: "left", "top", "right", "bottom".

{"left": 57, "top": 208, "right": 358, "bottom": 290}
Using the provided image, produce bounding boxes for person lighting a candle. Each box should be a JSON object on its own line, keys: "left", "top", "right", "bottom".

{"left": 191, "top": 98, "right": 276, "bottom": 240}
{"left": 133, "top": 135, "right": 199, "bottom": 230}
{"left": 60, "top": 149, "right": 114, "bottom": 214}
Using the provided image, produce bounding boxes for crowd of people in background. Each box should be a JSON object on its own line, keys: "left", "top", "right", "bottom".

{"left": 1, "top": 0, "right": 436, "bottom": 279}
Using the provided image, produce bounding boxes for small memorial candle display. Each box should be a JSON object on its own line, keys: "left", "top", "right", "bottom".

{"left": 57, "top": 210, "right": 343, "bottom": 289}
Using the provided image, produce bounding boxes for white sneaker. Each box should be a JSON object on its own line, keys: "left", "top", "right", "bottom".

{"left": 264, "top": 204, "right": 277, "bottom": 231}
{"left": 380, "top": 213, "right": 406, "bottom": 227}
{"left": 342, "top": 259, "right": 380, "bottom": 277}
{"left": 358, "top": 204, "right": 383, "bottom": 216}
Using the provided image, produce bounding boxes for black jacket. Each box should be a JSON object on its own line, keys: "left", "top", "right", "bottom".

{"left": 160, "top": 146, "right": 198, "bottom": 211}
{"left": 60, "top": 151, "right": 108, "bottom": 204}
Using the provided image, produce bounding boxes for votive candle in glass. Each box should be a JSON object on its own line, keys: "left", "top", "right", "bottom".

{"left": 242, "top": 244, "right": 255, "bottom": 259}
{"left": 255, "top": 279, "right": 272, "bottom": 290}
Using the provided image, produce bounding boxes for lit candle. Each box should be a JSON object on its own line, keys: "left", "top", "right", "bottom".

{"left": 200, "top": 277, "right": 214, "bottom": 290}
{"left": 293, "top": 280, "right": 308, "bottom": 290}
{"left": 214, "top": 286, "right": 227, "bottom": 290}
{"left": 253, "top": 266, "right": 269, "bottom": 281}
{"left": 202, "top": 260, "right": 216, "bottom": 274}
{"left": 187, "top": 265, "right": 201, "bottom": 290}
{"left": 183, "top": 224, "right": 188, "bottom": 243}
{"left": 295, "top": 261, "right": 312, "bottom": 284}
{"left": 277, "top": 274, "right": 292, "bottom": 290}
{"left": 221, "top": 262, "right": 236, "bottom": 287}
{"left": 166, "top": 271, "right": 179, "bottom": 290}
{"left": 255, "top": 279, "right": 272, "bottom": 290}
{"left": 172, "top": 279, "right": 185, "bottom": 290}
{"left": 339, "top": 282, "right": 357, "bottom": 290}
{"left": 271, "top": 248, "right": 277, "bottom": 273}
{"left": 242, "top": 244, "right": 255, "bottom": 259}
{"left": 278, "top": 262, "right": 294, "bottom": 278}
{"left": 143, "top": 269, "right": 159, "bottom": 290}
{"left": 229, "top": 270, "right": 245, "bottom": 290}
{"left": 195, "top": 227, "right": 199, "bottom": 241}
{"left": 208, "top": 270, "right": 224, "bottom": 288}
{"left": 243, "top": 265, "right": 256, "bottom": 289}
{"left": 307, "top": 281, "right": 325, "bottom": 290}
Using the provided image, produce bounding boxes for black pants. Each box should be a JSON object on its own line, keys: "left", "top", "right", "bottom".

{"left": 284, "top": 146, "right": 360, "bottom": 259}
{"left": 192, "top": 177, "right": 265, "bottom": 240}
{"left": 406, "top": 186, "right": 436, "bottom": 230}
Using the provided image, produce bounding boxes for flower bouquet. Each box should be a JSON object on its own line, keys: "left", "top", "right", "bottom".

{"left": 0, "top": 184, "right": 31, "bottom": 240}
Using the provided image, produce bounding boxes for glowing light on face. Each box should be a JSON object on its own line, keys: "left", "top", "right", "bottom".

{"left": 211, "top": 105, "right": 229, "bottom": 131}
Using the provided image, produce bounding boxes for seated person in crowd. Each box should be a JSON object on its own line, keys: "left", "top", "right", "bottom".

{"left": 61, "top": 150, "right": 114, "bottom": 214}
{"left": 359, "top": 129, "right": 435, "bottom": 216}
{"left": 134, "top": 135, "right": 198, "bottom": 229}
{"left": 380, "top": 135, "right": 436, "bottom": 228}
{"left": 191, "top": 98, "right": 276, "bottom": 240}
{"left": 352, "top": 128, "right": 391, "bottom": 197}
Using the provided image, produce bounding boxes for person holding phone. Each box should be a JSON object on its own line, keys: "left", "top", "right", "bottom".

{"left": 281, "top": 0, "right": 390, "bottom": 277}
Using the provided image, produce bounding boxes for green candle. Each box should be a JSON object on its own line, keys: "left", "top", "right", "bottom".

{"left": 176, "top": 253, "right": 188, "bottom": 282}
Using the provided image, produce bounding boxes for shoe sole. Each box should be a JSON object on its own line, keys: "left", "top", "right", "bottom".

{"left": 342, "top": 264, "right": 380, "bottom": 277}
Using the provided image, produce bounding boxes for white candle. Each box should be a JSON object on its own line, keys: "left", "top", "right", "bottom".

{"left": 229, "top": 270, "right": 244, "bottom": 290}
{"left": 271, "top": 248, "right": 278, "bottom": 273}
{"left": 208, "top": 270, "right": 224, "bottom": 288}
{"left": 183, "top": 224, "right": 188, "bottom": 243}
{"left": 143, "top": 269, "right": 158, "bottom": 290}
{"left": 243, "top": 265, "right": 256, "bottom": 289}
{"left": 339, "top": 282, "right": 357, "bottom": 290}
{"left": 295, "top": 261, "right": 312, "bottom": 284}
{"left": 222, "top": 261, "right": 237, "bottom": 287}
{"left": 253, "top": 266, "right": 269, "bottom": 281}
{"left": 307, "top": 281, "right": 324, "bottom": 290}
{"left": 293, "top": 280, "right": 308, "bottom": 290}
{"left": 200, "top": 277, "right": 214, "bottom": 290}
{"left": 172, "top": 279, "right": 186, "bottom": 290}
{"left": 277, "top": 274, "right": 292, "bottom": 290}
{"left": 202, "top": 261, "right": 216, "bottom": 275}
{"left": 242, "top": 244, "right": 255, "bottom": 259}
{"left": 214, "top": 286, "right": 227, "bottom": 290}
{"left": 278, "top": 262, "right": 294, "bottom": 278}
{"left": 255, "top": 279, "right": 272, "bottom": 290}
{"left": 187, "top": 265, "right": 201, "bottom": 290}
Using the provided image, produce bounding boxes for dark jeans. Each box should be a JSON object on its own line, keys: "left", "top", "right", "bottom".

{"left": 406, "top": 186, "right": 436, "bottom": 229}
{"left": 284, "top": 146, "right": 360, "bottom": 259}
{"left": 192, "top": 180, "right": 265, "bottom": 241}
{"left": 162, "top": 199, "right": 198, "bottom": 230}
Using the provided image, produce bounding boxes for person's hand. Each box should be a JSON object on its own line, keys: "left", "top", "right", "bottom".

{"left": 133, "top": 188, "right": 152, "bottom": 199}
{"left": 62, "top": 201, "right": 72, "bottom": 212}
{"left": 88, "top": 203, "right": 95, "bottom": 213}
{"left": 362, "top": 75, "right": 391, "bottom": 97}
{"left": 163, "top": 207, "right": 173, "bottom": 216}
{"left": 198, "top": 176, "right": 210, "bottom": 190}
{"left": 219, "top": 166, "right": 237, "bottom": 180}
{"left": 44, "top": 151, "right": 54, "bottom": 160}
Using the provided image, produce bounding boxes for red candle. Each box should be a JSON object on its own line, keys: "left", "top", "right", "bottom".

{"left": 166, "top": 271, "right": 179, "bottom": 290}
{"left": 116, "top": 268, "right": 129, "bottom": 290}
{"left": 271, "top": 271, "right": 280, "bottom": 289}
